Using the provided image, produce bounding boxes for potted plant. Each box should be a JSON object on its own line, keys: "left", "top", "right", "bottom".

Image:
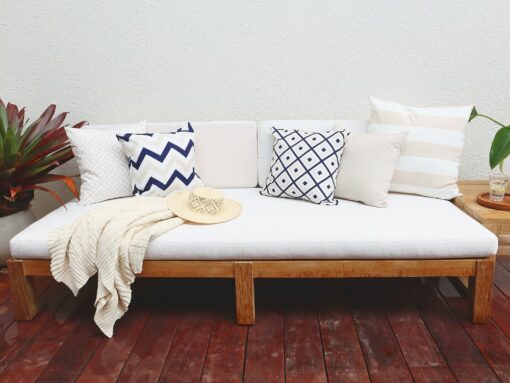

{"left": 470, "top": 107, "right": 510, "bottom": 202}
{"left": 0, "top": 99, "right": 86, "bottom": 263}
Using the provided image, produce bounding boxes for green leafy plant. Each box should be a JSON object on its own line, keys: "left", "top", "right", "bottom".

{"left": 0, "top": 99, "right": 87, "bottom": 217}
{"left": 470, "top": 107, "right": 510, "bottom": 171}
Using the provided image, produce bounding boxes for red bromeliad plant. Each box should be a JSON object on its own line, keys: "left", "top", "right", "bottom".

{"left": 0, "top": 100, "right": 87, "bottom": 217}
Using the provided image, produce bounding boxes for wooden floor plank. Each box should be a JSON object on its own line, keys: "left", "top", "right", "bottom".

{"left": 116, "top": 309, "right": 180, "bottom": 383}
{"left": 385, "top": 281, "right": 457, "bottom": 383}
{"left": 0, "top": 278, "right": 52, "bottom": 337}
{"left": 494, "top": 262, "right": 510, "bottom": 298}
{"left": 0, "top": 275, "right": 12, "bottom": 305}
{"left": 446, "top": 295, "right": 510, "bottom": 381}
{"left": 0, "top": 282, "right": 69, "bottom": 374}
{"left": 351, "top": 286, "right": 414, "bottom": 383}
{"left": 36, "top": 293, "right": 104, "bottom": 383}
{"left": 158, "top": 311, "right": 216, "bottom": 383}
{"left": 0, "top": 281, "right": 95, "bottom": 382}
{"left": 1, "top": 275, "right": 510, "bottom": 382}
{"left": 497, "top": 256, "right": 510, "bottom": 272}
{"left": 243, "top": 309, "right": 285, "bottom": 383}
{"left": 0, "top": 294, "right": 83, "bottom": 383}
{"left": 319, "top": 305, "right": 370, "bottom": 383}
{"left": 77, "top": 309, "right": 149, "bottom": 383}
{"left": 284, "top": 309, "right": 327, "bottom": 383}
{"left": 200, "top": 314, "right": 248, "bottom": 383}
{"left": 491, "top": 287, "right": 510, "bottom": 340}
{"left": 416, "top": 282, "right": 499, "bottom": 383}
{"left": 0, "top": 300, "right": 16, "bottom": 336}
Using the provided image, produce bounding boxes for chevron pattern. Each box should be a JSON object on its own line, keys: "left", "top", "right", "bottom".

{"left": 261, "top": 127, "right": 347, "bottom": 205}
{"left": 117, "top": 123, "right": 202, "bottom": 197}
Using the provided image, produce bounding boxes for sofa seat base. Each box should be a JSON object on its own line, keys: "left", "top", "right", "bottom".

{"left": 11, "top": 188, "right": 497, "bottom": 260}
{"left": 8, "top": 256, "right": 496, "bottom": 326}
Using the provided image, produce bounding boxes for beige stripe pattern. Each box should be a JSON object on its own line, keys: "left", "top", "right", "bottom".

{"left": 368, "top": 97, "right": 473, "bottom": 199}
{"left": 370, "top": 110, "right": 468, "bottom": 132}
{"left": 401, "top": 142, "right": 463, "bottom": 162}
{"left": 392, "top": 171, "right": 457, "bottom": 190}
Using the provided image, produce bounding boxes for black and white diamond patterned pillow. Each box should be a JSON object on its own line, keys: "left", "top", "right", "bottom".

{"left": 261, "top": 127, "right": 348, "bottom": 205}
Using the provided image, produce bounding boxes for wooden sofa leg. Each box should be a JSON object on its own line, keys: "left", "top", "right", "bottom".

{"left": 234, "top": 262, "right": 255, "bottom": 325}
{"left": 468, "top": 257, "right": 495, "bottom": 324}
{"left": 7, "top": 259, "right": 39, "bottom": 321}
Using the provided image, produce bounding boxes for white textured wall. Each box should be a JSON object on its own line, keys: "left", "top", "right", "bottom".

{"left": 2, "top": 1, "right": 510, "bottom": 217}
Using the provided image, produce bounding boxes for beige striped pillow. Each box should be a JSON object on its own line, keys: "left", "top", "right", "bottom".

{"left": 368, "top": 97, "right": 473, "bottom": 199}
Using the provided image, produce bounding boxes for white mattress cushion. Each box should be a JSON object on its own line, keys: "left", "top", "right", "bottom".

{"left": 11, "top": 189, "right": 497, "bottom": 260}
{"left": 257, "top": 120, "right": 368, "bottom": 187}
{"left": 148, "top": 121, "right": 257, "bottom": 188}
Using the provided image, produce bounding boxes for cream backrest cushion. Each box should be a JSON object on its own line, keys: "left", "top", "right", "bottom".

{"left": 65, "top": 120, "right": 367, "bottom": 195}
{"left": 147, "top": 121, "right": 258, "bottom": 188}
{"left": 257, "top": 120, "right": 368, "bottom": 187}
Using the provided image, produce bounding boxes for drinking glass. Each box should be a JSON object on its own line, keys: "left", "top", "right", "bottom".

{"left": 489, "top": 173, "right": 508, "bottom": 201}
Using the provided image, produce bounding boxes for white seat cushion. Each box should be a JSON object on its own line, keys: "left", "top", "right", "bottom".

{"left": 11, "top": 189, "right": 497, "bottom": 260}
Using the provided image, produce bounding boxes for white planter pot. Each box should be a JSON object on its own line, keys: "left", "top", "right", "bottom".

{"left": 0, "top": 209, "right": 36, "bottom": 266}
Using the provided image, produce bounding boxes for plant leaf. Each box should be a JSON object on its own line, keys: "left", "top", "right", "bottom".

{"left": 71, "top": 121, "right": 87, "bottom": 129}
{"left": 29, "top": 174, "right": 80, "bottom": 200}
{"left": 18, "top": 108, "right": 25, "bottom": 127}
{"left": 489, "top": 126, "right": 510, "bottom": 169}
{"left": 0, "top": 100, "right": 8, "bottom": 139}
{"left": 469, "top": 106, "right": 478, "bottom": 122}
{"left": 14, "top": 184, "right": 67, "bottom": 208}
{"left": 20, "top": 104, "right": 56, "bottom": 146}
{"left": 468, "top": 106, "right": 478, "bottom": 122}
{"left": 40, "top": 112, "right": 68, "bottom": 135}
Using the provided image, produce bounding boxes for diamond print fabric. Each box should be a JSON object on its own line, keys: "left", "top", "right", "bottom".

{"left": 261, "top": 127, "right": 347, "bottom": 205}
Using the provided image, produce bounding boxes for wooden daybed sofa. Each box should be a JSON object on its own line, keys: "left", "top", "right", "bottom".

{"left": 8, "top": 120, "right": 498, "bottom": 325}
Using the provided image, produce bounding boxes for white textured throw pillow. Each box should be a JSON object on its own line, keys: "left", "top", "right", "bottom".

{"left": 368, "top": 97, "right": 473, "bottom": 199}
{"left": 66, "top": 121, "right": 147, "bottom": 205}
{"left": 335, "top": 133, "right": 408, "bottom": 207}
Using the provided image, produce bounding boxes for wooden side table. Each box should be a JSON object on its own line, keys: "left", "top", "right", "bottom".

{"left": 450, "top": 180, "right": 506, "bottom": 293}
{"left": 454, "top": 180, "right": 510, "bottom": 256}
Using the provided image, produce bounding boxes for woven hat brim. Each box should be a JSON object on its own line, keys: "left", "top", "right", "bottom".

{"left": 167, "top": 191, "right": 242, "bottom": 224}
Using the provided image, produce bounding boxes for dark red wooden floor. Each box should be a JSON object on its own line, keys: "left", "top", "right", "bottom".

{"left": 1, "top": 257, "right": 510, "bottom": 382}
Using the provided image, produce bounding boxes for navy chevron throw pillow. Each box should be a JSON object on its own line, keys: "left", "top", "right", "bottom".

{"left": 117, "top": 123, "right": 202, "bottom": 197}
{"left": 261, "top": 127, "right": 347, "bottom": 205}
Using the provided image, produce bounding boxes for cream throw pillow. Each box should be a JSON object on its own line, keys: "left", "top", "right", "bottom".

{"left": 66, "top": 121, "right": 147, "bottom": 205}
{"left": 335, "top": 132, "right": 408, "bottom": 207}
{"left": 368, "top": 97, "right": 473, "bottom": 199}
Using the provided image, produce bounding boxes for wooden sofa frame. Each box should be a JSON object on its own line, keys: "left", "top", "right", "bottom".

{"left": 7, "top": 256, "right": 495, "bottom": 324}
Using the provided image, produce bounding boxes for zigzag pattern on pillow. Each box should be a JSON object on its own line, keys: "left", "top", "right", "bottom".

{"left": 117, "top": 123, "right": 202, "bottom": 197}
{"left": 127, "top": 140, "right": 195, "bottom": 170}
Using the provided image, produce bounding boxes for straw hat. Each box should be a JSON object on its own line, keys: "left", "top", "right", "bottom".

{"left": 167, "top": 187, "right": 241, "bottom": 224}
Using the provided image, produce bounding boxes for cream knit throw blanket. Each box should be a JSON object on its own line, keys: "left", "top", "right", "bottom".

{"left": 49, "top": 197, "right": 184, "bottom": 337}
